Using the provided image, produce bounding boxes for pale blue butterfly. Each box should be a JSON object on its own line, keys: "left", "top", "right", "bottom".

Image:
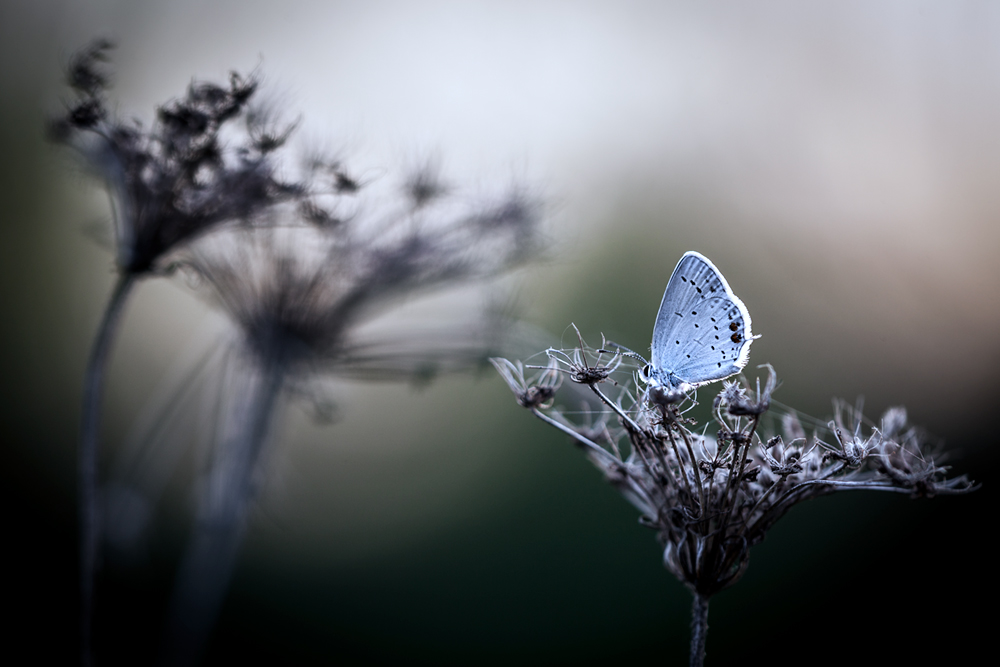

{"left": 640, "top": 251, "right": 757, "bottom": 389}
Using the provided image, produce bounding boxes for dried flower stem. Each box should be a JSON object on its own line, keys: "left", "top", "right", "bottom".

{"left": 162, "top": 355, "right": 285, "bottom": 666}
{"left": 530, "top": 408, "right": 615, "bottom": 463}
{"left": 689, "top": 592, "right": 709, "bottom": 667}
{"left": 79, "top": 270, "right": 136, "bottom": 666}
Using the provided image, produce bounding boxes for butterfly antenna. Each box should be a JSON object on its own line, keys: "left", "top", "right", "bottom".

{"left": 599, "top": 340, "right": 648, "bottom": 365}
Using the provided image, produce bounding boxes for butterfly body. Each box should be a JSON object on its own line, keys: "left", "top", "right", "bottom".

{"left": 644, "top": 251, "right": 756, "bottom": 389}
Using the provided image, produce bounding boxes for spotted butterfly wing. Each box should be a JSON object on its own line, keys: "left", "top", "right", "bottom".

{"left": 648, "top": 251, "right": 755, "bottom": 388}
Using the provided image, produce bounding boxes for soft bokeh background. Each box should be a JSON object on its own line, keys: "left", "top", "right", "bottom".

{"left": 3, "top": 1, "right": 996, "bottom": 664}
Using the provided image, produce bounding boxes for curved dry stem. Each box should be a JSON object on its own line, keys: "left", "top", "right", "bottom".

{"left": 531, "top": 408, "right": 617, "bottom": 464}
{"left": 589, "top": 385, "right": 638, "bottom": 428}
{"left": 79, "top": 270, "right": 137, "bottom": 667}
{"left": 161, "top": 356, "right": 285, "bottom": 666}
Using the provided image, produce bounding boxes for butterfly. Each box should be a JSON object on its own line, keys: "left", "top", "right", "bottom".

{"left": 640, "top": 251, "right": 757, "bottom": 390}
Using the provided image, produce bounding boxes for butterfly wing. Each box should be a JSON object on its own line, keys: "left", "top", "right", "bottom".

{"left": 650, "top": 251, "right": 755, "bottom": 387}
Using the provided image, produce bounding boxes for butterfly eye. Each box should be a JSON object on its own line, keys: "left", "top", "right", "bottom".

{"left": 641, "top": 364, "right": 651, "bottom": 380}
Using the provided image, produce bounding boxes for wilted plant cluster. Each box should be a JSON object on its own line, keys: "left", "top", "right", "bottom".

{"left": 492, "top": 330, "right": 975, "bottom": 666}
{"left": 55, "top": 41, "right": 541, "bottom": 665}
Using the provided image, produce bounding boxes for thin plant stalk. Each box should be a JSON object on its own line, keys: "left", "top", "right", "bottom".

{"left": 161, "top": 353, "right": 285, "bottom": 666}
{"left": 79, "top": 271, "right": 137, "bottom": 666}
{"left": 689, "top": 592, "right": 709, "bottom": 667}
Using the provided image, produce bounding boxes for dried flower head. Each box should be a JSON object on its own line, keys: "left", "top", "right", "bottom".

{"left": 157, "top": 144, "right": 542, "bottom": 665}
{"left": 542, "top": 325, "right": 623, "bottom": 386}
{"left": 52, "top": 40, "right": 304, "bottom": 275}
{"left": 492, "top": 357, "right": 562, "bottom": 409}
{"left": 494, "top": 332, "right": 975, "bottom": 666}
{"left": 52, "top": 40, "right": 311, "bottom": 667}
{"left": 56, "top": 39, "right": 544, "bottom": 666}
{"left": 179, "top": 173, "right": 541, "bottom": 380}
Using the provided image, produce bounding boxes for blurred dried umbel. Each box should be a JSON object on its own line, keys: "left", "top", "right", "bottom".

{"left": 52, "top": 40, "right": 303, "bottom": 275}
{"left": 54, "top": 39, "right": 543, "bottom": 666}
{"left": 493, "top": 336, "right": 974, "bottom": 666}
{"left": 161, "top": 168, "right": 541, "bottom": 665}
{"left": 52, "top": 39, "right": 313, "bottom": 666}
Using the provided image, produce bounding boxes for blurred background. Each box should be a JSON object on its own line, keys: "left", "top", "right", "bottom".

{"left": 2, "top": 1, "right": 996, "bottom": 664}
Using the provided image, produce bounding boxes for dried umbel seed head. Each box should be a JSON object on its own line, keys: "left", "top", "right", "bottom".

{"left": 713, "top": 366, "right": 776, "bottom": 416}
{"left": 493, "top": 340, "right": 975, "bottom": 600}
{"left": 52, "top": 40, "right": 305, "bottom": 275}
{"left": 544, "top": 326, "right": 623, "bottom": 387}
{"left": 492, "top": 358, "right": 562, "bottom": 410}
{"left": 647, "top": 384, "right": 687, "bottom": 409}
{"left": 58, "top": 39, "right": 547, "bottom": 667}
